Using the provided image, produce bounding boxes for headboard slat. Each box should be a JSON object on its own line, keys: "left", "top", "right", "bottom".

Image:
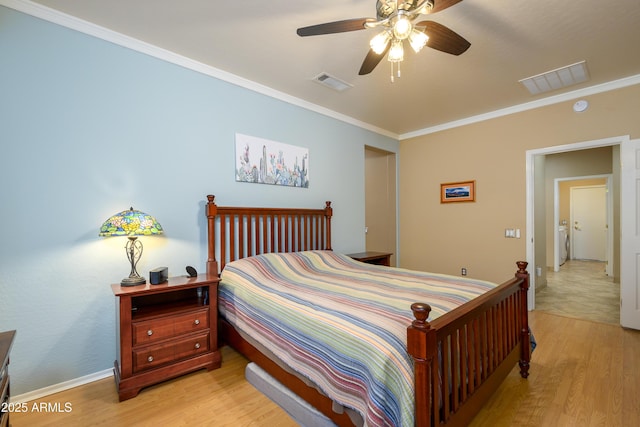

{"left": 205, "top": 195, "right": 333, "bottom": 275}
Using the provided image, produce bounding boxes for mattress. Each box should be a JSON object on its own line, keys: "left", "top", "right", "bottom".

{"left": 219, "top": 250, "right": 498, "bottom": 427}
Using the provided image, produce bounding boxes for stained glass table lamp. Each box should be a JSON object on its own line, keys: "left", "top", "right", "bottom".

{"left": 99, "top": 207, "right": 163, "bottom": 286}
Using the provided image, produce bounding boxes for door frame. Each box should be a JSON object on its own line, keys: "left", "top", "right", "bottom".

{"left": 526, "top": 135, "right": 628, "bottom": 310}
{"left": 553, "top": 175, "right": 612, "bottom": 274}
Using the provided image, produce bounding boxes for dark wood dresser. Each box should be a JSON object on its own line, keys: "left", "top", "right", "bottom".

{"left": 0, "top": 330, "right": 16, "bottom": 427}
{"left": 112, "top": 274, "right": 221, "bottom": 401}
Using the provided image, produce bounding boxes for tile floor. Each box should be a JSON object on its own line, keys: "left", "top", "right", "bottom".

{"left": 534, "top": 259, "right": 620, "bottom": 325}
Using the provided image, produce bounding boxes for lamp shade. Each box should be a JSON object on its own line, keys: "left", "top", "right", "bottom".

{"left": 99, "top": 208, "right": 163, "bottom": 237}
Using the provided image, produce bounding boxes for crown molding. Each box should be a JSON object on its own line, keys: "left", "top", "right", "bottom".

{"left": 3, "top": 0, "right": 637, "bottom": 142}
{"left": 400, "top": 74, "right": 640, "bottom": 140}
{"left": 0, "top": 0, "right": 398, "bottom": 140}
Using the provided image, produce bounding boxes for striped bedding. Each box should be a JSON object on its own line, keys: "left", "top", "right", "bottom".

{"left": 218, "top": 250, "right": 498, "bottom": 427}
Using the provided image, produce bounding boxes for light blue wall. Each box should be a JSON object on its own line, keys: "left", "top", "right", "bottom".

{"left": 0, "top": 6, "right": 398, "bottom": 395}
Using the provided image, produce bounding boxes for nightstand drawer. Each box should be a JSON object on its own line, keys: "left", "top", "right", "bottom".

{"left": 133, "top": 332, "right": 210, "bottom": 372}
{"left": 132, "top": 308, "right": 209, "bottom": 345}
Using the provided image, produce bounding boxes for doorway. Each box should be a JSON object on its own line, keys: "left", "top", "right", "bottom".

{"left": 545, "top": 173, "right": 616, "bottom": 323}
{"left": 526, "top": 137, "right": 623, "bottom": 313}
{"left": 364, "top": 146, "right": 397, "bottom": 266}
{"left": 553, "top": 176, "right": 612, "bottom": 275}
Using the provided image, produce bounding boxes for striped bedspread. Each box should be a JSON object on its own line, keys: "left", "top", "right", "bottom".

{"left": 218, "top": 251, "right": 498, "bottom": 427}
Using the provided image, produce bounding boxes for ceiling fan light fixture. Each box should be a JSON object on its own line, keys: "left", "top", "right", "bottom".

{"left": 392, "top": 15, "right": 413, "bottom": 40}
{"left": 296, "top": 0, "right": 469, "bottom": 79}
{"left": 370, "top": 31, "right": 391, "bottom": 54}
{"left": 417, "top": 0, "right": 435, "bottom": 14}
{"left": 388, "top": 39, "right": 404, "bottom": 62}
{"left": 408, "top": 30, "right": 429, "bottom": 53}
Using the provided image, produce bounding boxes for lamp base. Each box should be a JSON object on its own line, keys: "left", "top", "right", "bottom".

{"left": 121, "top": 276, "right": 146, "bottom": 287}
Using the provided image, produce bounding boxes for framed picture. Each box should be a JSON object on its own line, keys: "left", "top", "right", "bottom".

{"left": 441, "top": 180, "right": 476, "bottom": 203}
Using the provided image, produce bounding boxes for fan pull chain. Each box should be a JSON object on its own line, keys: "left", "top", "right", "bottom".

{"left": 390, "top": 61, "right": 402, "bottom": 83}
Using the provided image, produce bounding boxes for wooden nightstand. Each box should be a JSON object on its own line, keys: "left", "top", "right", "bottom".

{"left": 0, "top": 330, "right": 16, "bottom": 427}
{"left": 111, "top": 274, "right": 221, "bottom": 401}
{"left": 347, "top": 251, "right": 393, "bottom": 266}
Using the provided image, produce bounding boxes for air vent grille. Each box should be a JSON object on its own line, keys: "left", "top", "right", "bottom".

{"left": 519, "top": 61, "right": 589, "bottom": 95}
{"left": 313, "top": 73, "right": 353, "bottom": 92}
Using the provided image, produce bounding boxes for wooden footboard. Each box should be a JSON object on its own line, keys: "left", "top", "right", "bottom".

{"left": 408, "top": 262, "right": 530, "bottom": 427}
{"left": 205, "top": 195, "right": 530, "bottom": 427}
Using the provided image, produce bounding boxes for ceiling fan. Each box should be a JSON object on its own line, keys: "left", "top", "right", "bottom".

{"left": 296, "top": 0, "right": 470, "bottom": 80}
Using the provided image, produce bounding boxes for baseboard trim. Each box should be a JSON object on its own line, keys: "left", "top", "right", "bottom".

{"left": 13, "top": 368, "right": 113, "bottom": 403}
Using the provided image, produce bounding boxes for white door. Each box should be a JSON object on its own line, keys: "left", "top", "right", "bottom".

{"left": 621, "top": 138, "right": 640, "bottom": 330}
{"left": 570, "top": 186, "right": 607, "bottom": 261}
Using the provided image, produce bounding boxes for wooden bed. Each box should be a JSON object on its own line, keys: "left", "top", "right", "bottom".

{"left": 205, "top": 194, "right": 531, "bottom": 427}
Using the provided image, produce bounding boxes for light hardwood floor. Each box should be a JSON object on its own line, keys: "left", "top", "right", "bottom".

{"left": 12, "top": 309, "right": 640, "bottom": 427}
{"left": 11, "top": 346, "right": 298, "bottom": 427}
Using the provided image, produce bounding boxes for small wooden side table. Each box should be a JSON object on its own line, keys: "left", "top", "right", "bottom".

{"left": 0, "top": 330, "right": 16, "bottom": 427}
{"left": 347, "top": 251, "right": 392, "bottom": 266}
{"left": 112, "top": 274, "right": 221, "bottom": 401}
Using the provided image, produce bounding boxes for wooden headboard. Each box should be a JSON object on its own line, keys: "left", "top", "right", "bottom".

{"left": 205, "top": 194, "right": 333, "bottom": 275}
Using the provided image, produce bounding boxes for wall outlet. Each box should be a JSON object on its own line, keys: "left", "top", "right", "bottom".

{"left": 461, "top": 267, "right": 467, "bottom": 276}
{"left": 536, "top": 266, "right": 542, "bottom": 277}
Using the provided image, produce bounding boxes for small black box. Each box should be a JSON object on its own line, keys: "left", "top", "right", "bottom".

{"left": 149, "top": 267, "right": 168, "bottom": 285}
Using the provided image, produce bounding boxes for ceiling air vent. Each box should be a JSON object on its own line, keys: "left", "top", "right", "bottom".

{"left": 519, "top": 60, "right": 590, "bottom": 95}
{"left": 313, "top": 72, "right": 353, "bottom": 92}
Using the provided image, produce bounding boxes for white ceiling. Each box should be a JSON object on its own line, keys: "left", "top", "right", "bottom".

{"left": 24, "top": 0, "right": 640, "bottom": 137}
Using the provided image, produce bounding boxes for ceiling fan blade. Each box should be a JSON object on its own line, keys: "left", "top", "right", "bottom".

{"left": 416, "top": 21, "right": 470, "bottom": 55}
{"left": 297, "top": 18, "right": 371, "bottom": 36}
{"left": 429, "top": 0, "right": 464, "bottom": 14}
{"left": 358, "top": 44, "right": 391, "bottom": 75}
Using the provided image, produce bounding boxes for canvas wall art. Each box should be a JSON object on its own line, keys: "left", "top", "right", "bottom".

{"left": 235, "top": 133, "right": 309, "bottom": 188}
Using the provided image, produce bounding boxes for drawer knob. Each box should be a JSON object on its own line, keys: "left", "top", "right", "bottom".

{"left": 194, "top": 343, "right": 201, "bottom": 349}
{"left": 147, "top": 356, "right": 154, "bottom": 362}
{"left": 147, "top": 329, "right": 153, "bottom": 336}
{"left": 194, "top": 319, "right": 200, "bottom": 325}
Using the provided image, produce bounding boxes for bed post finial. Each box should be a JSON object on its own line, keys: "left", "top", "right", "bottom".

{"left": 410, "top": 302, "right": 432, "bottom": 330}
{"left": 324, "top": 201, "right": 333, "bottom": 250}
{"left": 516, "top": 261, "right": 529, "bottom": 289}
{"left": 206, "top": 195, "right": 219, "bottom": 275}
